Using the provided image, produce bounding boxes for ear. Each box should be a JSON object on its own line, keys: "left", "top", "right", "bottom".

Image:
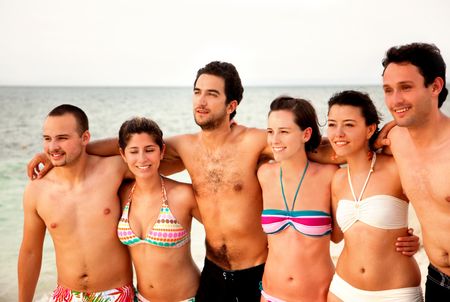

{"left": 227, "top": 100, "right": 238, "bottom": 115}
{"left": 81, "top": 130, "right": 91, "bottom": 145}
{"left": 367, "top": 124, "right": 376, "bottom": 140}
{"left": 431, "top": 77, "right": 444, "bottom": 96}
{"left": 303, "top": 127, "right": 312, "bottom": 143}
{"left": 119, "top": 147, "right": 127, "bottom": 163}
{"left": 160, "top": 143, "right": 166, "bottom": 160}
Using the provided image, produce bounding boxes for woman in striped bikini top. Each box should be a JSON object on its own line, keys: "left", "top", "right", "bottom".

{"left": 257, "top": 96, "right": 338, "bottom": 302}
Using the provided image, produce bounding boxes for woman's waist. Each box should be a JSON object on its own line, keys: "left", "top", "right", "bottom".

{"left": 336, "top": 251, "right": 421, "bottom": 289}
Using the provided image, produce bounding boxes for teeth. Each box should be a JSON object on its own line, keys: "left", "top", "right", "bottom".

{"left": 334, "top": 141, "right": 347, "bottom": 146}
{"left": 272, "top": 147, "right": 285, "bottom": 152}
{"left": 395, "top": 107, "right": 409, "bottom": 113}
{"left": 137, "top": 165, "right": 150, "bottom": 169}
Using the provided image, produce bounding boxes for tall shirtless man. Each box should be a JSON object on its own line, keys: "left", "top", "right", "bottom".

{"left": 18, "top": 105, "right": 134, "bottom": 301}
{"left": 164, "top": 62, "right": 270, "bottom": 301}
{"left": 382, "top": 42, "right": 450, "bottom": 300}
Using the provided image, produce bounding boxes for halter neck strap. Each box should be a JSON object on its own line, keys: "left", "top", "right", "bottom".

{"left": 280, "top": 161, "right": 309, "bottom": 211}
{"left": 347, "top": 152, "right": 376, "bottom": 202}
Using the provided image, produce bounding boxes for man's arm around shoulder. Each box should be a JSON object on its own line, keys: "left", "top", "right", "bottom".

{"left": 18, "top": 182, "right": 47, "bottom": 302}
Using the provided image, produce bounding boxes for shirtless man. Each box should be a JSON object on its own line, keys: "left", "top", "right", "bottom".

{"left": 382, "top": 42, "right": 450, "bottom": 300}
{"left": 27, "top": 62, "right": 418, "bottom": 302}
{"left": 164, "top": 61, "right": 270, "bottom": 301}
{"left": 18, "top": 105, "right": 134, "bottom": 301}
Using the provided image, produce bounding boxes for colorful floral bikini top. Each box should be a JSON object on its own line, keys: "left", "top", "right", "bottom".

{"left": 117, "top": 177, "right": 190, "bottom": 248}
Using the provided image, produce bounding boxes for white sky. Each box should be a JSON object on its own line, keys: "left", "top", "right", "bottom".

{"left": 1, "top": 0, "right": 449, "bottom": 86}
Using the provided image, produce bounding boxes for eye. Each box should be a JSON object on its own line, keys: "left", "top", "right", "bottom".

{"left": 383, "top": 87, "right": 393, "bottom": 94}
{"left": 327, "top": 122, "right": 336, "bottom": 127}
{"left": 267, "top": 129, "right": 273, "bottom": 134}
{"left": 400, "top": 84, "right": 412, "bottom": 91}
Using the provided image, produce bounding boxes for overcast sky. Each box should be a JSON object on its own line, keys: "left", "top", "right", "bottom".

{"left": 1, "top": 0, "right": 449, "bottom": 86}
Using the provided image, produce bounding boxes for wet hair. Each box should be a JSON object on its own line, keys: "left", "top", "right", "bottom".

{"left": 328, "top": 90, "right": 381, "bottom": 151}
{"left": 48, "top": 104, "right": 89, "bottom": 136}
{"left": 118, "top": 117, "right": 163, "bottom": 150}
{"left": 382, "top": 42, "right": 448, "bottom": 108}
{"left": 194, "top": 61, "right": 244, "bottom": 120}
{"left": 269, "top": 96, "right": 321, "bottom": 152}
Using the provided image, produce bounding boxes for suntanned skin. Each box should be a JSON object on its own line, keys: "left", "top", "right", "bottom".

{"left": 25, "top": 74, "right": 420, "bottom": 272}
{"left": 162, "top": 74, "right": 270, "bottom": 269}
{"left": 383, "top": 62, "right": 450, "bottom": 276}
{"left": 118, "top": 131, "right": 200, "bottom": 300}
{"left": 258, "top": 109, "right": 337, "bottom": 302}
{"left": 326, "top": 104, "right": 421, "bottom": 301}
{"left": 18, "top": 114, "right": 133, "bottom": 301}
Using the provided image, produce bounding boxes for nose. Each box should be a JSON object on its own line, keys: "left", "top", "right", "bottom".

{"left": 49, "top": 140, "right": 59, "bottom": 150}
{"left": 335, "top": 125, "right": 345, "bottom": 137}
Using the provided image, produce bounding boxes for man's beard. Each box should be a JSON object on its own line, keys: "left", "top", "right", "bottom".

{"left": 194, "top": 111, "right": 228, "bottom": 131}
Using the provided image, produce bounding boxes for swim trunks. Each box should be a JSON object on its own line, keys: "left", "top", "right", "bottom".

{"left": 425, "top": 263, "right": 450, "bottom": 301}
{"left": 195, "top": 258, "right": 264, "bottom": 302}
{"left": 49, "top": 284, "right": 135, "bottom": 302}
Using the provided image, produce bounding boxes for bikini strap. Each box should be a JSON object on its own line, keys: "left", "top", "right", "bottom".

{"left": 160, "top": 176, "right": 169, "bottom": 206}
{"left": 128, "top": 182, "right": 137, "bottom": 202}
{"left": 280, "top": 161, "right": 309, "bottom": 211}
{"left": 347, "top": 152, "right": 376, "bottom": 202}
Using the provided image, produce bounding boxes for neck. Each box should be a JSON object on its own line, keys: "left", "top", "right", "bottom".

{"left": 199, "top": 122, "right": 232, "bottom": 147}
{"left": 134, "top": 174, "right": 162, "bottom": 195}
{"left": 345, "top": 148, "right": 373, "bottom": 174}
{"left": 407, "top": 111, "right": 449, "bottom": 148}
{"left": 280, "top": 151, "right": 309, "bottom": 176}
{"left": 53, "top": 153, "right": 88, "bottom": 184}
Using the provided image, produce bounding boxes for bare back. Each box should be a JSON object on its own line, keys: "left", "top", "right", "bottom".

{"left": 26, "top": 155, "right": 132, "bottom": 291}
{"left": 389, "top": 125, "right": 450, "bottom": 275}
{"left": 166, "top": 125, "right": 268, "bottom": 270}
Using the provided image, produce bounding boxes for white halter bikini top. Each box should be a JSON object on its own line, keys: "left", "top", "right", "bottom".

{"left": 336, "top": 153, "right": 409, "bottom": 233}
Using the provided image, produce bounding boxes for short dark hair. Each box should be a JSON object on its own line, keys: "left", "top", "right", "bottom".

{"left": 48, "top": 104, "right": 89, "bottom": 136}
{"left": 118, "top": 117, "right": 163, "bottom": 150}
{"left": 269, "top": 96, "right": 321, "bottom": 152}
{"left": 194, "top": 61, "right": 244, "bottom": 120}
{"left": 382, "top": 42, "right": 448, "bottom": 108}
{"left": 328, "top": 90, "right": 381, "bottom": 151}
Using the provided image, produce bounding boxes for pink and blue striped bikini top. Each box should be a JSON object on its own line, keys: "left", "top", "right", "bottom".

{"left": 261, "top": 209, "right": 332, "bottom": 236}
{"left": 261, "top": 161, "right": 332, "bottom": 237}
{"left": 117, "top": 177, "right": 190, "bottom": 248}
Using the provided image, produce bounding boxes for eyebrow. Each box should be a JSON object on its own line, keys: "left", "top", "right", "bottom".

{"left": 194, "top": 87, "right": 221, "bottom": 94}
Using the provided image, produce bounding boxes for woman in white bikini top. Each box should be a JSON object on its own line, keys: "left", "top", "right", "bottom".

{"left": 326, "top": 90, "right": 423, "bottom": 302}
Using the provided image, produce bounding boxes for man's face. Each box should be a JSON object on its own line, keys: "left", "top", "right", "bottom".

{"left": 193, "top": 74, "right": 229, "bottom": 130}
{"left": 43, "top": 114, "right": 87, "bottom": 167}
{"left": 383, "top": 62, "right": 435, "bottom": 128}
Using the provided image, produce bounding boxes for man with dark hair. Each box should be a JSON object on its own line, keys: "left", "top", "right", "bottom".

{"left": 382, "top": 42, "right": 450, "bottom": 300}
{"left": 163, "top": 61, "right": 270, "bottom": 301}
{"left": 18, "top": 104, "right": 135, "bottom": 301}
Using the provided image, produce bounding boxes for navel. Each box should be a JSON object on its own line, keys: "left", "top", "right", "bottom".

{"left": 103, "top": 208, "right": 111, "bottom": 215}
{"left": 445, "top": 196, "right": 450, "bottom": 203}
{"left": 50, "top": 223, "right": 57, "bottom": 229}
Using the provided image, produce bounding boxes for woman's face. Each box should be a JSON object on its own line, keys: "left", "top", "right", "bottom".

{"left": 327, "top": 105, "right": 374, "bottom": 157}
{"left": 121, "top": 132, "right": 164, "bottom": 178}
{"left": 267, "top": 110, "right": 311, "bottom": 162}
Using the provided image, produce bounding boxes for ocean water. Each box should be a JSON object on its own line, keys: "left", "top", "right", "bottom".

{"left": 1, "top": 86, "right": 446, "bottom": 301}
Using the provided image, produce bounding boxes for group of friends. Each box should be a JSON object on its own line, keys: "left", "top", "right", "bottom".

{"left": 18, "top": 42, "right": 449, "bottom": 302}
